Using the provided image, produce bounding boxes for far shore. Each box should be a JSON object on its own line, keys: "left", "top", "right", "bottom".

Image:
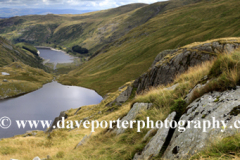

{"left": 35, "top": 46, "right": 76, "bottom": 58}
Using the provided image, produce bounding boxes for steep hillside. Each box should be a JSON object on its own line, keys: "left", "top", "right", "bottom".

{"left": 0, "top": 36, "right": 49, "bottom": 71}
{"left": 58, "top": 0, "right": 240, "bottom": 96}
{"left": 1, "top": 38, "right": 240, "bottom": 160}
{"left": 0, "top": 3, "right": 146, "bottom": 54}
{"left": 0, "top": 36, "right": 53, "bottom": 99}
{"left": 0, "top": 0, "right": 202, "bottom": 56}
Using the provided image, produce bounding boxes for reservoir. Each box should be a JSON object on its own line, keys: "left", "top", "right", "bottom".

{"left": 37, "top": 48, "right": 74, "bottom": 64}
{"left": 0, "top": 49, "right": 102, "bottom": 138}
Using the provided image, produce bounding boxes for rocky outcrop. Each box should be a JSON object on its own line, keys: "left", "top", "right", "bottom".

{"left": 133, "top": 112, "right": 176, "bottom": 160}
{"left": 133, "top": 40, "right": 240, "bottom": 93}
{"left": 162, "top": 86, "right": 240, "bottom": 159}
{"left": 184, "top": 75, "right": 209, "bottom": 104}
{"left": 112, "top": 103, "right": 152, "bottom": 135}
{"left": 115, "top": 85, "right": 133, "bottom": 105}
{"left": 48, "top": 111, "right": 68, "bottom": 132}
{"left": 106, "top": 82, "right": 133, "bottom": 107}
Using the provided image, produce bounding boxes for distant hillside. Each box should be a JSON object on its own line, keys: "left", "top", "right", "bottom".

{"left": 0, "top": 3, "right": 147, "bottom": 54}
{"left": 0, "top": 36, "right": 49, "bottom": 71}
{"left": 58, "top": 0, "right": 240, "bottom": 96}
{"left": 0, "top": 1, "right": 200, "bottom": 56}
{"left": 0, "top": 8, "right": 93, "bottom": 18}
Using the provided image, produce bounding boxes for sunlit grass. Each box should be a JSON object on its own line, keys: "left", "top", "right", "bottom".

{"left": 0, "top": 62, "right": 53, "bottom": 99}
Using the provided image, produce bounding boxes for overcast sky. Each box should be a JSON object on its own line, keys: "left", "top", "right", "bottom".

{"left": 0, "top": 0, "right": 164, "bottom": 10}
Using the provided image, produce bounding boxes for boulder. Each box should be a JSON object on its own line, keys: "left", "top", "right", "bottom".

{"left": 33, "top": 157, "right": 41, "bottom": 160}
{"left": 163, "top": 86, "right": 240, "bottom": 159}
{"left": 3, "top": 79, "right": 8, "bottom": 82}
{"left": 48, "top": 111, "right": 68, "bottom": 132}
{"left": 185, "top": 78, "right": 209, "bottom": 104}
{"left": 133, "top": 112, "right": 176, "bottom": 160}
{"left": 115, "top": 85, "right": 133, "bottom": 105}
{"left": 107, "top": 84, "right": 133, "bottom": 107}
{"left": 112, "top": 103, "right": 152, "bottom": 135}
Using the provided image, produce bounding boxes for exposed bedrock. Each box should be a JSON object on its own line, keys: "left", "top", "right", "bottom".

{"left": 133, "top": 40, "right": 240, "bottom": 93}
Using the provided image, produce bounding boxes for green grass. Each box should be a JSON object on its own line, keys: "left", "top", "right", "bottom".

{"left": 186, "top": 51, "right": 240, "bottom": 103}
{"left": 191, "top": 134, "right": 240, "bottom": 159}
{"left": 1, "top": 49, "right": 240, "bottom": 160}
{"left": 58, "top": 0, "right": 240, "bottom": 96}
{"left": 0, "top": 37, "right": 49, "bottom": 72}
{"left": 15, "top": 42, "right": 39, "bottom": 56}
{"left": 0, "top": 3, "right": 148, "bottom": 54}
{"left": 0, "top": 62, "right": 53, "bottom": 99}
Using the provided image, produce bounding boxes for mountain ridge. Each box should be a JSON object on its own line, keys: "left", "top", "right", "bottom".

{"left": 58, "top": 0, "right": 240, "bottom": 96}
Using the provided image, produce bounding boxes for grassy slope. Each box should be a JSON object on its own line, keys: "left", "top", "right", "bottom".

{"left": 2, "top": 43, "right": 239, "bottom": 160}
{"left": 15, "top": 42, "right": 39, "bottom": 56}
{"left": 58, "top": 0, "right": 240, "bottom": 96}
{"left": 0, "top": 36, "right": 49, "bottom": 71}
{"left": 0, "top": 36, "right": 53, "bottom": 98}
{"left": 0, "top": 0, "right": 202, "bottom": 56}
{"left": 0, "top": 4, "right": 147, "bottom": 53}
{"left": 0, "top": 62, "right": 53, "bottom": 99}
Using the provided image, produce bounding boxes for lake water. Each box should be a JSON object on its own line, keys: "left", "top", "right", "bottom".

{"left": 0, "top": 49, "right": 102, "bottom": 139}
{"left": 38, "top": 48, "right": 73, "bottom": 64}
{"left": 37, "top": 48, "right": 74, "bottom": 69}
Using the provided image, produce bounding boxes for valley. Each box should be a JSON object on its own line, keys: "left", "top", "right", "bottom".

{"left": 1, "top": 0, "right": 240, "bottom": 159}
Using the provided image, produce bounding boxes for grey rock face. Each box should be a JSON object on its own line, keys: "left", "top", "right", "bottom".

{"left": 107, "top": 85, "right": 133, "bottom": 107}
{"left": 142, "top": 128, "right": 158, "bottom": 142}
{"left": 115, "top": 85, "right": 133, "bottom": 105}
{"left": 134, "top": 41, "right": 240, "bottom": 93}
{"left": 151, "top": 49, "right": 177, "bottom": 67}
{"left": 133, "top": 112, "right": 176, "bottom": 160}
{"left": 163, "top": 86, "right": 240, "bottom": 159}
{"left": 112, "top": 103, "right": 152, "bottom": 135}
{"left": 48, "top": 111, "right": 68, "bottom": 132}
{"left": 224, "top": 43, "right": 236, "bottom": 54}
{"left": 185, "top": 79, "right": 209, "bottom": 104}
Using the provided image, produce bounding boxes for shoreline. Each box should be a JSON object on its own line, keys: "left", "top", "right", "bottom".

{"left": 36, "top": 46, "right": 77, "bottom": 60}
{"left": 0, "top": 80, "right": 51, "bottom": 101}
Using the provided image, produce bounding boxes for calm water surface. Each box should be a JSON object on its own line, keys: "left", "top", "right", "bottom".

{"left": 38, "top": 48, "right": 73, "bottom": 64}
{"left": 0, "top": 49, "right": 102, "bottom": 138}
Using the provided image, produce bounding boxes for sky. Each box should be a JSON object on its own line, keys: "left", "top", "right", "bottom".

{"left": 0, "top": 0, "right": 164, "bottom": 10}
